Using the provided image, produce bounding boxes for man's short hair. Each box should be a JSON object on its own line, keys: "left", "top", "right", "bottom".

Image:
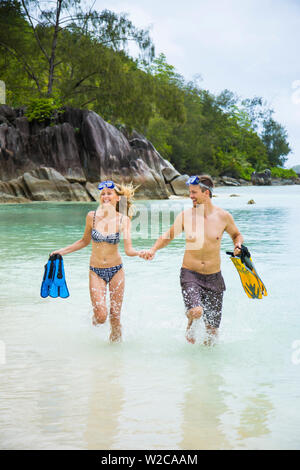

{"left": 198, "top": 175, "right": 214, "bottom": 198}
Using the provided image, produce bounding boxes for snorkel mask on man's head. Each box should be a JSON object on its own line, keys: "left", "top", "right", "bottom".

{"left": 186, "top": 175, "right": 213, "bottom": 197}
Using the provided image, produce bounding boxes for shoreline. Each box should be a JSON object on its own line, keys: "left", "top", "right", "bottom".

{"left": 1, "top": 180, "right": 300, "bottom": 205}
{"left": 1, "top": 105, "right": 299, "bottom": 204}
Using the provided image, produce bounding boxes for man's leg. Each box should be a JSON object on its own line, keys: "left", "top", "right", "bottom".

{"left": 202, "top": 290, "right": 224, "bottom": 346}
{"left": 180, "top": 269, "right": 204, "bottom": 344}
{"left": 204, "top": 324, "right": 218, "bottom": 346}
{"left": 186, "top": 306, "right": 203, "bottom": 344}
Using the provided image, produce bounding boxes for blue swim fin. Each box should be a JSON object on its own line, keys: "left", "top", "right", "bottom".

{"left": 40, "top": 255, "right": 56, "bottom": 298}
{"left": 49, "top": 254, "right": 70, "bottom": 299}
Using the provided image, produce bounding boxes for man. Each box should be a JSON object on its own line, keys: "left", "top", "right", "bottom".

{"left": 141, "top": 175, "right": 244, "bottom": 345}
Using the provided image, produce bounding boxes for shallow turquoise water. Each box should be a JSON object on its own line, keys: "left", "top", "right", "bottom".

{"left": 0, "top": 185, "right": 300, "bottom": 450}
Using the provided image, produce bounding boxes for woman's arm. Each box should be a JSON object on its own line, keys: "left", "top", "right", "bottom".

{"left": 50, "top": 212, "right": 92, "bottom": 256}
{"left": 122, "top": 216, "right": 140, "bottom": 257}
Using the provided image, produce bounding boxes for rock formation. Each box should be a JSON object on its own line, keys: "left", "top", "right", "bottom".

{"left": 0, "top": 105, "right": 189, "bottom": 203}
{"left": 251, "top": 169, "right": 272, "bottom": 185}
{"left": 251, "top": 168, "right": 300, "bottom": 186}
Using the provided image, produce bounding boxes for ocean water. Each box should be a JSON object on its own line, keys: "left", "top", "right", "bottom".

{"left": 0, "top": 185, "right": 299, "bottom": 450}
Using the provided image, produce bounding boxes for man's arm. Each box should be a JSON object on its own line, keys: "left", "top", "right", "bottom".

{"left": 224, "top": 211, "right": 244, "bottom": 255}
{"left": 141, "top": 211, "right": 184, "bottom": 260}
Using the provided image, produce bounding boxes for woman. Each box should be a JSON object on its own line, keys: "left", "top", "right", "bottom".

{"left": 51, "top": 180, "right": 141, "bottom": 343}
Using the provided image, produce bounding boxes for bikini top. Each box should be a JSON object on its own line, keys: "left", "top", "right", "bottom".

{"left": 91, "top": 211, "right": 123, "bottom": 244}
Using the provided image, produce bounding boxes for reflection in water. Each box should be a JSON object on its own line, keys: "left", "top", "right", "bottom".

{"left": 84, "top": 353, "right": 124, "bottom": 450}
{"left": 237, "top": 392, "right": 273, "bottom": 442}
{"left": 180, "top": 356, "right": 274, "bottom": 450}
{"left": 220, "top": 371, "right": 274, "bottom": 449}
{"left": 180, "top": 356, "right": 230, "bottom": 450}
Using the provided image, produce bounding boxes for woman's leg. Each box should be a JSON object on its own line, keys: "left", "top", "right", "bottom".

{"left": 89, "top": 270, "right": 108, "bottom": 325}
{"left": 108, "top": 268, "right": 125, "bottom": 342}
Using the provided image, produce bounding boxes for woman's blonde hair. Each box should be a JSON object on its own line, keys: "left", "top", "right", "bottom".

{"left": 114, "top": 182, "right": 139, "bottom": 219}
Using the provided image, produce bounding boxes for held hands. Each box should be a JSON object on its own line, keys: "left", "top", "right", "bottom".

{"left": 138, "top": 249, "right": 155, "bottom": 260}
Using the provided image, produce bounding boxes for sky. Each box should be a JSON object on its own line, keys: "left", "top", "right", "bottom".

{"left": 94, "top": 0, "right": 300, "bottom": 167}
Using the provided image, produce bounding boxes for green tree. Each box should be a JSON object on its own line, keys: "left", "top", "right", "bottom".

{"left": 147, "top": 53, "right": 186, "bottom": 123}
{"left": 0, "top": 0, "right": 42, "bottom": 102}
{"left": 0, "top": 0, "right": 155, "bottom": 102}
{"left": 148, "top": 80, "right": 271, "bottom": 178}
{"left": 1, "top": 1, "right": 186, "bottom": 130}
{"left": 18, "top": 0, "right": 155, "bottom": 96}
{"left": 146, "top": 115, "right": 174, "bottom": 159}
{"left": 261, "top": 117, "right": 291, "bottom": 167}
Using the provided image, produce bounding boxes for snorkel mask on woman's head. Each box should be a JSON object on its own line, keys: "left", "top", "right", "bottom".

{"left": 98, "top": 180, "right": 115, "bottom": 190}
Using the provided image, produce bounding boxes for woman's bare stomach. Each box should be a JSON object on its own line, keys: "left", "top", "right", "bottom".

{"left": 90, "top": 244, "right": 122, "bottom": 268}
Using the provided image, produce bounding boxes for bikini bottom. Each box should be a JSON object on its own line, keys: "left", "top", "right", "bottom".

{"left": 90, "top": 264, "right": 123, "bottom": 283}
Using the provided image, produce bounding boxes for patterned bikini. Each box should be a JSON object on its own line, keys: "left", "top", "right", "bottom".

{"left": 90, "top": 211, "right": 123, "bottom": 283}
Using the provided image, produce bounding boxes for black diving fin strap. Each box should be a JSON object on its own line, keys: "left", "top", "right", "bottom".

{"left": 226, "top": 244, "right": 251, "bottom": 258}
{"left": 226, "top": 245, "right": 254, "bottom": 271}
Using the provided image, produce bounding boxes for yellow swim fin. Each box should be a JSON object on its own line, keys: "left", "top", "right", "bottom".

{"left": 226, "top": 245, "right": 267, "bottom": 299}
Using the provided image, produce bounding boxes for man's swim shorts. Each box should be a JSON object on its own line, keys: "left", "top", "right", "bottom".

{"left": 180, "top": 268, "right": 226, "bottom": 328}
